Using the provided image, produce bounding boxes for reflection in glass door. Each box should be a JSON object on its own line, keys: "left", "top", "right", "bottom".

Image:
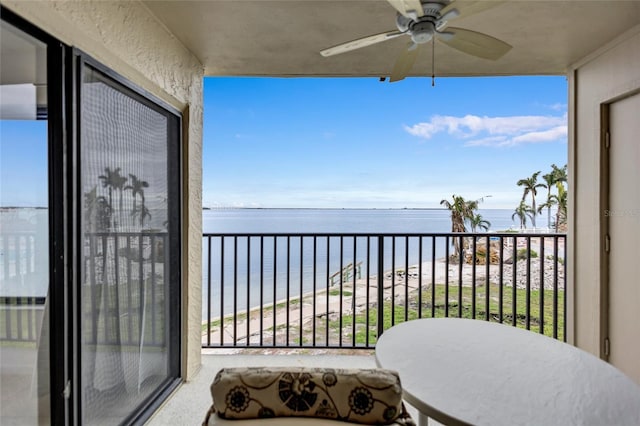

{"left": 0, "top": 20, "right": 50, "bottom": 425}
{"left": 79, "top": 61, "right": 180, "bottom": 425}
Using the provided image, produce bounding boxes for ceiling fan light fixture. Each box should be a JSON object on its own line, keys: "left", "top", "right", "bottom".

{"left": 410, "top": 21, "right": 435, "bottom": 44}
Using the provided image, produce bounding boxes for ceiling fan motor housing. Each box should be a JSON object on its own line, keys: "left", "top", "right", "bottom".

{"left": 395, "top": 1, "right": 447, "bottom": 44}
{"left": 421, "top": 2, "right": 447, "bottom": 17}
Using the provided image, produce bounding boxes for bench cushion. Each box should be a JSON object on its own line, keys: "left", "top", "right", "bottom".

{"left": 206, "top": 367, "right": 412, "bottom": 425}
{"left": 206, "top": 414, "right": 373, "bottom": 425}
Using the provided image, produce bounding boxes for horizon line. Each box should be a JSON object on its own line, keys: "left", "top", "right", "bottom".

{"left": 202, "top": 206, "right": 516, "bottom": 211}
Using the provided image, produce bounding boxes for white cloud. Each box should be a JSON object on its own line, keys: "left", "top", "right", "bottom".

{"left": 404, "top": 113, "right": 567, "bottom": 147}
{"left": 548, "top": 103, "right": 567, "bottom": 111}
{"left": 467, "top": 125, "right": 568, "bottom": 147}
{"left": 464, "top": 136, "right": 509, "bottom": 147}
{"left": 511, "top": 125, "right": 567, "bottom": 144}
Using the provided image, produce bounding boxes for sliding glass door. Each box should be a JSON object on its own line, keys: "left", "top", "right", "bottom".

{"left": 0, "top": 18, "right": 51, "bottom": 425}
{"left": 1, "top": 7, "right": 182, "bottom": 424}
{"left": 77, "top": 59, "right": 181, "bottom": 425}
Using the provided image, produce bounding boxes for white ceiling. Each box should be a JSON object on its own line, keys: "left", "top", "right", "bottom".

{"left": 143, "top": 0, "right": 640, "bottom": 78}
{"left": 0, "top": 22, "right": 46, "bottom": 85}
{"left": 0, "top": 20, "right": 47, "bottom": 118}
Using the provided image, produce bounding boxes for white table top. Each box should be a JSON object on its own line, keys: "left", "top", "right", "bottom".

{"left": 375, "top": 318, "right": 640, "bottom": 426}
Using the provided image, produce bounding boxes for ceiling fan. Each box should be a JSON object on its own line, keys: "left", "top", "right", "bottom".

{"left": 320, "top": 0, "right": 512, "bottom": 82}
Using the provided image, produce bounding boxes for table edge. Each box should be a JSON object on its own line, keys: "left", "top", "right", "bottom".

{"left": 375, "top": 354, "right": 472, "bottom": 426}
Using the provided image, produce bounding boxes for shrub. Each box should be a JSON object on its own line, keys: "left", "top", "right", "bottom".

{"left": 547, "top": 254, "right": 564, "bottom": 265}
{"left": 517, "top": 248, "right": 538, "bottom": 261}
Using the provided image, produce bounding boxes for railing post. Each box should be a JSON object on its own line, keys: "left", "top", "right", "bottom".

{"left": 377, "top": 235, "right": 384, "bottom": 338}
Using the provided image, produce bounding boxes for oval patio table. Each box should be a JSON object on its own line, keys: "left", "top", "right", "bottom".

{"left": 375, "top": 318, "right": 640, "bottom": 426}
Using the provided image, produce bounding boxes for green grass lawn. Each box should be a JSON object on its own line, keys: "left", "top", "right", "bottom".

{"left": 202, "top": 281, "right": 565, "bottom": 347}
{"left": 340, "top": 283, "right": 565, "bottom": 345}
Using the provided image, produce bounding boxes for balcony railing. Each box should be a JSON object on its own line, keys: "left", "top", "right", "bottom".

{"left": 1, "top": 231, "right": 567, "bottom": 348}
{"left": 202, "top": 232, "right": 566, "bottom": 349}
{"left": 82, "top": 232, "right": 169, "bottom": 347}
{"left": 1, "top": 232, "right": 46, "bottom": 343}
{"left": 0, "top": 232, "right": 168, "bottom": 346}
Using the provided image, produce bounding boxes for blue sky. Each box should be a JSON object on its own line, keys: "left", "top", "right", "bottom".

{"left": 203, "top": 76, "right": 567, "bottom": 209}
{"left": 0, "top": 76, "right": 567, "bottom": 210}
{"left": 0, "top": 120, "right": 48, "bottom": 207}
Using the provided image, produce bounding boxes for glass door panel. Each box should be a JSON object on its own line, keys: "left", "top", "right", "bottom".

{"left": 0, "top": 19, "right": 50, "bottom": 425}
{"left": 79, "top": 63, "right": 179, "bottom": 425}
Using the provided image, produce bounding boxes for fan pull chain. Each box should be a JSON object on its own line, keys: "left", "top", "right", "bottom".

{"left": 431, "top": 37, "right": 436, "bottom": 87}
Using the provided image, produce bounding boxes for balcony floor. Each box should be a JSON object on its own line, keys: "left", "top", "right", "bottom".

{"left": 147, "top": 349, "right": 400, "bottom": 425}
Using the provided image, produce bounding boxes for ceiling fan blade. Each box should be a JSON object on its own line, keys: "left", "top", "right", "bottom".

{"left": 438, "top": 27, "right": 512, "bottom": 60}
{"left": 441, "top": 0, "right": 505, "bottom": 19}
{"left": 320, "top": 30, "right": 404, "bottom": 57}
{"left": 387, "top": 0, "right": 425, "bottom": 18}
{"left": 390, "top": 43, "right": 420, "bottom": 82}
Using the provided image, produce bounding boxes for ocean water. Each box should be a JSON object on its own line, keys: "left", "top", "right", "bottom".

{"left": 1, "top": 208, "right": 549, "bottom": 313}
{"left": 200, "top": 208, "right": 550, "bottom": 317}
{"left": 202, "top": 208, "right": 533, "bottom": 234}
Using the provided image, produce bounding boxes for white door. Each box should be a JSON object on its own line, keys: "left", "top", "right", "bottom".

{"left": 608, "top": 92, "right": 640, "bottom": 384}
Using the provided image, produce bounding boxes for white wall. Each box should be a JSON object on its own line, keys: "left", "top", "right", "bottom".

{"left": 569, "top": 24, "right": 640, "bottom": 355}
{"left": 1, "top": 0, "right": 204, "bottom": 379}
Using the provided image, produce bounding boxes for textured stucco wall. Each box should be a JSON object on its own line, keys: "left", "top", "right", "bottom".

{"left": 1, "top": 0, "right": 204, "bottom": 380}
{"left": 570, "top": 25, "right": 640, "bottom": 355}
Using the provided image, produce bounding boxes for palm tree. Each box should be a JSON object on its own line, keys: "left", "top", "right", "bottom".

{"left": 468, "top": 213, "right": 491, "bottom": 232}
{"left": 131, "top": 203, "right": 152, "bottom": 227}
{"left": 440, "top": 195, "right": 476, "bottom": 233}
{"left": 512, "top": 200, "right": 535, "bottom": 230}
{"left": 84, "top": 186, "right": 99, "bottom": 232}
{"left": 98, "top": 167, "right": 127, "bottom": 230}
{"left": 441, "top": 195, "right": 481, "bottom": 259}
{"left": 540, "top": 186, "right": 568, "bottom": 231}
{"left": 540, "top": 171, "right": 557, "bottom": 229}
{"left": 517, "top": 171, "right": 545, "bottom": 228}
{"left": 84, "top": 186, "right": 113, "bottom": 232}
{"left": 98, "top": 169, "right": 114, "bottom": 216}
{"left": 554, "top": 185, "right": 568, "bottom": 230}
{"left": 125, "top": 174, "right": 149, "bottom": 228}
{"left": 551, "top": 163, "right": 568, "bottom": 192}
{"left": 95, "top": 168, "right": 128, "bottom": 381}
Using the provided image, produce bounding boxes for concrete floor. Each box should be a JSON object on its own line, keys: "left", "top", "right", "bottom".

{"left": 146, "top": 348, "right": 416, "bottom": 425}
{"left": 0, "top": 346, "right": 42, "bottom": 425}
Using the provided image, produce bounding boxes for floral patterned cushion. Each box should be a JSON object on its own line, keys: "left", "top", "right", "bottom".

{"left": 206, "top": 367, "right": 415, "bottom": 425}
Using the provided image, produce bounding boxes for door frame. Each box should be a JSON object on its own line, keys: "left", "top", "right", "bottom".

{"left": 600, "top": 88, "right": 640, "bottom": 363}
{"left": 599, "top": 90, "right": 640, "bottom": 361}
{"left": 0, "top": 6, "right": 69, "bottom": 424}
{"left": 599, "top": 102, "right": 610, "bottom": 361}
